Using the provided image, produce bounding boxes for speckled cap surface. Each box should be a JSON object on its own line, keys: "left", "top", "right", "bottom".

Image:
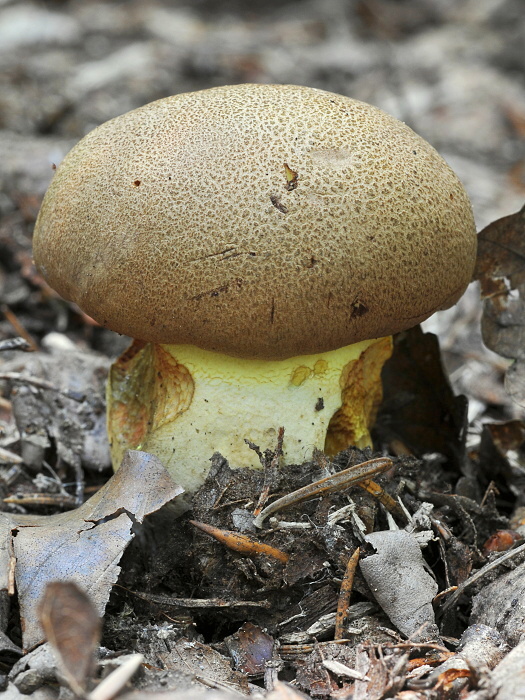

{"left": 33, "top": 83, "right": 477, "bottom": 359}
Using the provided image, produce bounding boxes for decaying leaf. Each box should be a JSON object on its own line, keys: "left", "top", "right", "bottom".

{"left": 351, "top": 645, "right": 408, "bottom": 700}
{"left": 0, "top": 450, "right": 183, "bottom": 650}
{"left": 38, "top": 581, "right": 101, "bottom": 696}
{"left": 359, "top": 530, "right": 439, "bottom": 641}
{"left": 156, "top": 638, "right": 250, "bottom": 695}
{"left": 418, "top": 623, "right": 508, "bottom": 691}
{"left": 374, "top": 326, "right": 468, "bottom": 467}
{"left": 295, "top": 643, "right": 358, "bottom": 697}
{"left": 224, "top": 622, "right": 274, "bottom": 677}
{"left": 475, "top": 205, "right": 525, "bottom": 407}
{"left": 478, "top": 420, "right": 525, "bottom": 504}
{"left": 475, "top": 205, "right": 525, "bottom": 299}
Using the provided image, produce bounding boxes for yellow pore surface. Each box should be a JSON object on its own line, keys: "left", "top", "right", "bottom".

{"left": 107, "top": 337, "right": 392, "bottom": 494}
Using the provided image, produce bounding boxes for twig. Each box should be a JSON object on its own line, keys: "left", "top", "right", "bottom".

{"left": 440, "top": 541, "right": 525, "bottom": 614}
{"left": 194, "top": 675, "right": 247, "bottom": 696}
{"left": 130, "top": 590, "right": 272, "bottom": 609}
{"left": 88, "top": 654, "right": 143, "bottom": 700}
{"left": 358, "top": 478, "right": 409, "bottom": 523}
{"left": 190, "top": 520, "right": 289, "bottom": 563}
{"left": 1, "top": 305, "right": 38, "bottom": 351}
{"left": 3, "top": 493, "right": 78, "bottom": 508}
{"left": 0, "top": 447, "right": 23, "bottom": 464}
{"left": 335, "top": 547, "right": 360, "bottom": 640}
{"left": 323, "top": 659, "right": 370, "bottom": 681}
{"left": 384, "top": 641, "right": 452, "bottom": 653}
{"left": 280, "top": 639, "right": 355, "bottom": 657}
{"left": 253, "top": 457, "right": 393, "bottom": 528}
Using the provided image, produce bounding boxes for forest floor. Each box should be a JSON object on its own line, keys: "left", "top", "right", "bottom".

{"left": 1, "top": 1, "right": 525, "bottom": 698}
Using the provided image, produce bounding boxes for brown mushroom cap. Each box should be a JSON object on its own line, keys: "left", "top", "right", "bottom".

{"left": 33, "top": 83, "right": 477, "bottom": 359}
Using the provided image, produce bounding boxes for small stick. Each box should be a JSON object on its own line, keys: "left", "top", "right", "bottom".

{"left": 88, "top": 654, "right": 143, "bottom": 700}
{"left": 253, "top": 457, "right": 393, "bottom": 528}
{"left": 335, "top": 547, "right": 360, "bottom": 639}
{"left": 440, "top": 540, "right": 525, "bottom": 613}
{"left": 322, "top": 659, "right": 370, "bottom": 681}
{"left": 190, "top": 520, "right": 289, "bottom": 563}
{"left": 1, "top": 305, "right": 39, "bottom": 352}
{"left": 131, "top": 590, "right": 272, "bottom": 609}
{"left": 385, "top": 641, "right": 452, "bottom": 653}
{"left": 280, "top": 639, "right": 354, "bottom": 656}
{"left": 358, "top": 478, "right": 409, "bottom": 523}
{"left": 3, "top": 493, "right": 78, "bottom": 508}
{"left": 0, "top": 447, "right": 23, "bottom": 464}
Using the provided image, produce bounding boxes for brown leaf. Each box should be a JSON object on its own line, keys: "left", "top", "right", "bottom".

{"left": 374, "top": 326, "right": 468, "bottom": 467}
{"left": 38, "top": 581, "right": 100, "bottom": 695}
{"left": 475, "top": 205, "right": 525, "bottom": 299}
{"left": 0, "top": 450, "right": 183, "bottom": 650}
{"left": 475, "top": 206, "right": 525, "bottom": 407}
{"left": 225, "top": 622, "right": 274, "bottom": 676}
{"left": 478, "top": 420, "right": 525, "bottom": 498}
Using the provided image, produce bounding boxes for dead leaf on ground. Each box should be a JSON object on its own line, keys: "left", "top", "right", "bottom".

{"left": 478, "top": 420, "right": 525, "bottom": 499}
{"left": 475, "top": 205, "right": 525, "bottom": 407}
{"left": 224, "top": 622, "right": 275, "bottom": 677}
{"left": 156, "top": 638, "right": 250, "bottom": 695}
{"left": 38, "top": 581, "right": 101, "bottom": 696}
{"left": 296, "top": 643, "right": 358, "bottom": 697}
{"left": 351, "top": 645, "right": 408, "bottom": 700}
{"left": 359, "top": 530, "right": 439, "bottom": 642}
{"left": 0, "top": 450, "right": 183, "bottom": 650}
{"left": 374, "top": 326, "right": 468, "bottom": 467}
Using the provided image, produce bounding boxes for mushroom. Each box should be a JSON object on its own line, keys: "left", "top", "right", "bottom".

{"left": 33, "top": 84, "right": 477, "bottom": 493}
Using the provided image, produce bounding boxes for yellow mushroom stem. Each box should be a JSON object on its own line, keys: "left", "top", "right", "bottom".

{"left": 107, "top": 336, "right": 393, "bottom": 494}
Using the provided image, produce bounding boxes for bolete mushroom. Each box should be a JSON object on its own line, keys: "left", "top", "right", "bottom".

{"left": 33, "top": 84, "right": 476, "bottom": 493}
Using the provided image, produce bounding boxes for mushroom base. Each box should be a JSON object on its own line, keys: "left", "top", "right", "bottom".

{"left": 107, "top": 337, "right": 393, "bottom": 494}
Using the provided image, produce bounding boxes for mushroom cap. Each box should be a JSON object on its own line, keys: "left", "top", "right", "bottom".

{"left": 33, "top": 83, "right": 477, "bottom": 359}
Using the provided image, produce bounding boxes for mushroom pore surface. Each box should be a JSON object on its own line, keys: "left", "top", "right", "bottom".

{"left": 33, "top": 83, "right": 477, "bottom": 359}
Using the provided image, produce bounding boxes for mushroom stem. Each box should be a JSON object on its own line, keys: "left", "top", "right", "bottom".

{"left": 107, "top": 337, "right": 393, "bottom": 493}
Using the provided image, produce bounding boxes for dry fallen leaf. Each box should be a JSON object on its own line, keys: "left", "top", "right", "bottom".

{"left": 375, "top": 325, "right": 468, "bottom": 466}
{"left": 224, "top": 622, "right": 274, "bottom": 677}
{"left": 0, "top": 450, "right": 183, "bottom": 650}
{"left": 359, "top": 530, "right": 439, "bottom": 642}
{"left": 475, "top": 205, "right": 525, "bottom": 407}
{"left": 155, "top": 638, "right": 250, "bottom": 695}
{"left": 38, "top": 581, "right": 101, "bottom": 696}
